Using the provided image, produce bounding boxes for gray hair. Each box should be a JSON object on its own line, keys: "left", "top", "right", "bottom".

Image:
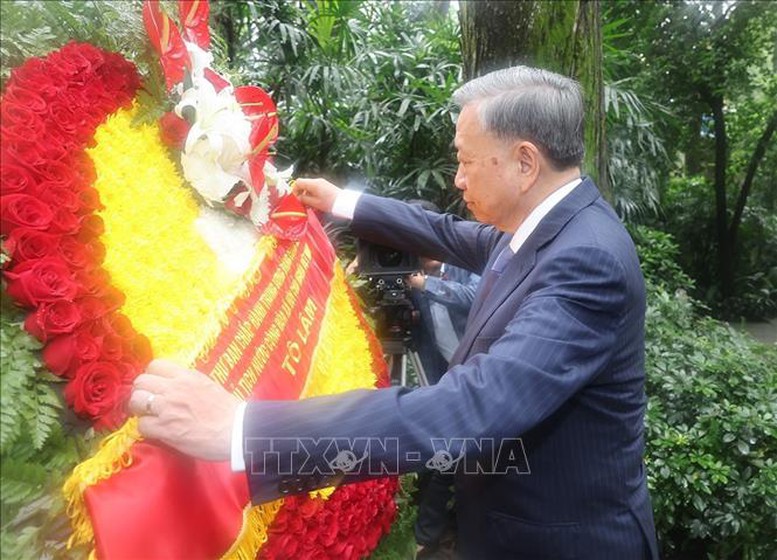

{"left": 452, "top": 66, "right": 584, "bottom": 169}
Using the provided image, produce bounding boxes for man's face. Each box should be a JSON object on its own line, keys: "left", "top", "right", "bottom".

{"left": 453, "top": 104, "right": 523, "bottom": 232}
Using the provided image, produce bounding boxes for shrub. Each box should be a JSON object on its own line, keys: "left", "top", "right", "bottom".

{"left": 630, "top": 225, "right": 695, "bottom": 295}
{"left": 635, "top": 229, "right": 777, "bottom": 559}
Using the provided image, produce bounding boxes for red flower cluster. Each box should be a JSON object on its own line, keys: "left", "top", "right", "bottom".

{"left": 261, "top": 477, "right": 399, "bottom": 559}
{"left": 1, "top": 42, "right": 148, "bottom": 429}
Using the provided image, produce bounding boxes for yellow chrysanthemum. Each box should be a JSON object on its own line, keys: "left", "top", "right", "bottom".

{"left": 88, "top": 106, "right": 266, "bottom": 362}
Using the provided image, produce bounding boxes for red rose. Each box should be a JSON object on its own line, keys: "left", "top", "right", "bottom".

{"left": 35, "top": 182, "right": 81, "bottom": 212}
{"left": 127, "top": 334, "right": 153, "bottom": 369}
{"left": 74, "top": 269, "right": 111, "bottom": 298}
{"left": 7, "top": 59, "right": 49, "bottom": 91}
{"left": 72, "top": 155, "right": 97, "bottom": 186}
{"left": 42, "top": 327, "right": 102, "bottom": 377}
{"left": 3, "top": 84, "right": 47, "bottom": 114}
{"left": 74, "top": 273, "right": 124, "bottom": 308}
{"left": 4, "top": 228, "right": 60, "bottom": 263}
{"left": 63, "top": 42, "right": 104, "bottom": 73}
{"left": 0, "top": 193, "right": 54, "bottom": 233}
{"left": 24, "top": 300, "right": 83, "bottom": 341}
{"left": 8, "top": 60, "right": 66, "bottom": 103}
{"left": 8, "top": 140, "right": 69, "bottom": 168}
{"left": 64, "top": 360, "right": 129, "bottom": 428}
{"left": 76, "top": 214, "right": 104, "bottom": 240}
{"left": 4, "top": 256, "right": 78, "bottom": 306}
{"left": 78, "top": 187, "right": 104, "bottom": 212}
{"left": 100, "top": 333, "right": 124, "bottom": 361}
{"left": 74, "top": 296, "right": 110, "bottom": 321}
{"left": 158, "top": 111, "right": 191, "bottom": 149}
{"left": 101, "top": 314, "right": 152, "bottom": 368}
{"left": 104, "top": 313, "right": 134, "bottom": 337}
{"left": 59, "top": 236, "right": 92, "bottom": 269}
{"left": 37, "top": 157, "right": 78, "bottom": 186}
{"left": 0, "top": 101, "right": 45, "bottom": 137}
{"left": 51, "top": 49, "right": 90, "bottom": 84}
{"left": 47, "top": 207, "right": 82, "bottom": 235}
{"left": 0, "top": 160, "right": 38, "bottom": 195}
{"left": 49, "top": 101, "right": 91, "bottom": 138}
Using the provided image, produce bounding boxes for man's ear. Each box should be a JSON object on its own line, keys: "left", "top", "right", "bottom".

{"left": 513, "top": 141, "right": 541, "bottom": 192}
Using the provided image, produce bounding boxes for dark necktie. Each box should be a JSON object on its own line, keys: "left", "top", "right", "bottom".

{"left": 479, "top": 246, "right": 513, "bottom": 301}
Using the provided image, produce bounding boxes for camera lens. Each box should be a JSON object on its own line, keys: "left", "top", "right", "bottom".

{"left": 376, "top": 247, "right": 404, "bottom": 268}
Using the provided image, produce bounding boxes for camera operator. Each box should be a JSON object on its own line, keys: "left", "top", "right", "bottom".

{"left": 408, "top": 260, "right": 479, "bottom": 379}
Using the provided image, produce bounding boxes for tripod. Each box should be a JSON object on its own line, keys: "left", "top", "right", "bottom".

{"left": 382, "top": 337, "right": 430, "bottom": 387}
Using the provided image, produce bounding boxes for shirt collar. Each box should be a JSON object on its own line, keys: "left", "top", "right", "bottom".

{"left": 508, "top": 177, "right": 582, "bottom": 254}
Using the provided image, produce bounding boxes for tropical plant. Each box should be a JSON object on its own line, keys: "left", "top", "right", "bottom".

{"left": 211, "top": 0, "right": 464, "bottom": 212}
{"left": 0, "top": 295, "right": 96, "bottom": 559}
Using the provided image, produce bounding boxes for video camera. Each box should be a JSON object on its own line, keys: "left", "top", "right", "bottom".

{"left": 356, "top": 239, "right": 430, "bottom": 387}
{"left": 356, "top": 239, "right": 420, "bottom": 350}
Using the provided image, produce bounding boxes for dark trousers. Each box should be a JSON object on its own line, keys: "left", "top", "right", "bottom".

{"left": 414, "top": 470, "right": 456, "bottom": 547}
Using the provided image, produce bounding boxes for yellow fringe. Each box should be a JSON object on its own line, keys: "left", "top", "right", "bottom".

{"left": 308, "top": 487, "right": 336, "bottom": 500}
{"left": 63, "top": 418, "right": 142, "bottom": 550}
{"left": 219, "top": 501, "right": 284, "bottom": 560}
{"left": 300, "top": 264, "right": 379, "bottom": 398}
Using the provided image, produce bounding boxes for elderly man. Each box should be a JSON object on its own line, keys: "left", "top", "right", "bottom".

{"left": 131, "top": 66, "right": 658, "bottom": 559}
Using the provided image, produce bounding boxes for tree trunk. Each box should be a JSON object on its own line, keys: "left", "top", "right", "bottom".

{"left": 708, "top": 94, "right": 734, "bottom": 300}
{"left": 570, "top": 0, "right": 607, "bottom": 197}
{"left": 685, "top": 115, "right": 704, "bottom": 175}
{"left": 459, "top": 0, "right": 607, "bottom": 195}
{"left": 459, "top": 1, "right": 536, "bottom": 80}
{"left": 729, "top": 109, "right": 777, "bottom": 249}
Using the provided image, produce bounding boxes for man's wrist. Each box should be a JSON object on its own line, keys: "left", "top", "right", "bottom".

{"left": 330, "top": 190, "right": 362, "bottom": 219}
{"left": 230, "top": 402, "right": 247, "bottom": 472}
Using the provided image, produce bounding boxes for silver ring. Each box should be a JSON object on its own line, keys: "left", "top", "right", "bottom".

{"left": 144, "top": 394, "right": 156, "bottom": 416}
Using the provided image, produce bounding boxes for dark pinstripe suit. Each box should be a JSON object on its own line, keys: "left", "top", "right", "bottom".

{"left": 244, "top": 178, "right": 659, "bottom": 559}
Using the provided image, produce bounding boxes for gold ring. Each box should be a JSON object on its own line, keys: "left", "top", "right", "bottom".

{"left": 145, "top": 394, "right": 156, "bottom": 416}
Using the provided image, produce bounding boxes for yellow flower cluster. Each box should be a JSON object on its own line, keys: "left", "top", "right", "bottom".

{"left": 302, "top": 265, "right": 378, "bottom": 399}
{"left": 88, "top": 107, "right": 263, "bottom": 362}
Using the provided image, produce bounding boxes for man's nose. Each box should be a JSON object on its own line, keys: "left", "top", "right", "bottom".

{"left": 454, "top": 166, "right": 466, "bottom": 190}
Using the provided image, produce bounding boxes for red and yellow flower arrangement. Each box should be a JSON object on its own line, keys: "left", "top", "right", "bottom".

{"left": 0, "top": 1, "right": 399, "bottom": 558}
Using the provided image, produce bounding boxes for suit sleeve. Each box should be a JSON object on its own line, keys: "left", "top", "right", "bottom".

{"left": 350, "top": 193, "right": 500, "bottom": 275}
{"left": 243, "top": 244, "right": 630, "bottom": 505}
{"left": 423, "top": 273, "right": 479, "bottom": 312}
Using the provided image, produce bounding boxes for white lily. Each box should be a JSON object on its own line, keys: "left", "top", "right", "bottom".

{"left": 263, "top": 160, "right": 294, "bottom": 197}
{"left": 185, "top": 41, "right": 213, "bottom": 81}
{"left": 176, "top": 72, "right": 251, "bottom": 203}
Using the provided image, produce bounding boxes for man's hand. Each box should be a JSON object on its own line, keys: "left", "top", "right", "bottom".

{"left": 128, "top": 359, "right": 239, "bottom": 461}
{"left": 293, "top": 177, "right": 341, "bottom": 213}
{"left": 408, "top": 271, "right": 426, "bottom": 290}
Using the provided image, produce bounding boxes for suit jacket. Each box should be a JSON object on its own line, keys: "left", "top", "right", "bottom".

{"left": 244, "top": 178, "right": 659, "bottom": 559}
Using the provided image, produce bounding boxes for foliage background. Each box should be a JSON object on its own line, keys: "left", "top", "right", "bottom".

{"left": 1, "top": 1, "right": 776, "bottom": 559}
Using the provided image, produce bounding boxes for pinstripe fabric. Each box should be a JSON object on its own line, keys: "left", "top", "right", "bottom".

{"left": 244, "top": 178, "right": 659, "bottom": 559}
